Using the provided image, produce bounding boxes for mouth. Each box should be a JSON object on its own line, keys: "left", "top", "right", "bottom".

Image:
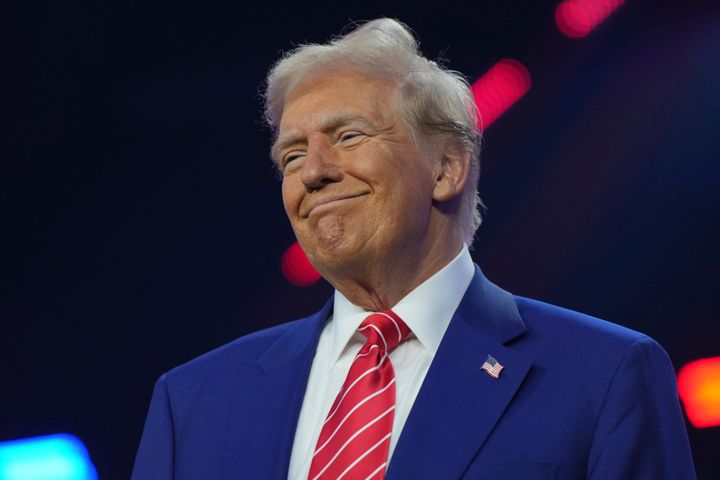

{"left": 304, "top": 192, "right": 368, "bottom": 218}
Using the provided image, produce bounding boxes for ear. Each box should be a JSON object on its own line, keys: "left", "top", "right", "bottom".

{"left": 432, "top": 142, "right": 471, "bottom": 203}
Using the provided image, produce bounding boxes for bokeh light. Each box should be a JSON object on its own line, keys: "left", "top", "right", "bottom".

{"left": 555, "top": 0, "right": 626, "bottom": 39}
{"left": 678, "top": 357, "right": 720, "bottom": 428}
{"left": 0, "top": 434, "right": 97, "bottom": 480}
{"left": 282, "top": 241, "right": 321, "bottom": 286}
{"left": 471, "top": 59, "right": 532, "bottom": 129}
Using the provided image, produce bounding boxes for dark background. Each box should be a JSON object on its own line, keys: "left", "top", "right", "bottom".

{"left": 4, "top": 0, "right": 719, "bottom": 477}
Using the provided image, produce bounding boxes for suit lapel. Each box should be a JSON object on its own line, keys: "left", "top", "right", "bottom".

{"left": 386, "top": 266, "right": 533, "bottom": 480}
{"left": 222, "top": 300, "right": 331, "bottom": 479}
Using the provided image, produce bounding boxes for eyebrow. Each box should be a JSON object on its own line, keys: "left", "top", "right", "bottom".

{"left": 271, "top": 113, "right": 375, "bottom": 164}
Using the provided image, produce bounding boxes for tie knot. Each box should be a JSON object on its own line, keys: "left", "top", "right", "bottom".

{"left": 358, "top": 310, "right": 411, "bottom": 353}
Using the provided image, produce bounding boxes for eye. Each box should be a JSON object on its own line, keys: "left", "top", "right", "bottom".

{"left": 339, "top": 131, "right": 365, "bottom": 143}
{"left": 282, "top": 151, "right": 305, "bottom": 168}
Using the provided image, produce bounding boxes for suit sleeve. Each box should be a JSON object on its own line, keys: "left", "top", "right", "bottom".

{"left": 587, "top": 336, "right": 696, "bottom": 479}
{"left": 131, "top": 374, "right": 175, "bottom": 480}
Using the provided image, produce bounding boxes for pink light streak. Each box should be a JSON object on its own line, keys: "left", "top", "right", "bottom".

{"left": 471, "top": 59, "right": 532, "bottom": 129}
{"left": 555, "top": 0, "right": 626, "bottom": 39}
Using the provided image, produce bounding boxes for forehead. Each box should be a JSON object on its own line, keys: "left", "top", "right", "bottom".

{"left": 278, "top": 70, "right": 398, "bottom": 134}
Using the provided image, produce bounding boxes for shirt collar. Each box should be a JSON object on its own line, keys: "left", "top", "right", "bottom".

{"left": 329, "top": 244, "right": 475, "bottom": 369}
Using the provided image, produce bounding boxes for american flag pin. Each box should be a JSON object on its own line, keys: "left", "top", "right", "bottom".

{"left": 481, "top": 355, "right": 504, "bottom": 379}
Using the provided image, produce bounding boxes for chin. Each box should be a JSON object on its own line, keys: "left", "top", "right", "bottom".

{"left": 305, "top": 237, "right": 370, "bottom": 275}
{"left": 299, "top": 214, "right": 377, "bottom": 267}
{"left": 305, "top": 215, "right": 356, "bottom": 253}
{"left": 308, "top": 238, "right": 354, "bottom": 264}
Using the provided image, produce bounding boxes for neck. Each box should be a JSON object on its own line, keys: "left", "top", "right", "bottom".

{"left": 325, "top": 233, "right": 464, "bottom": 312}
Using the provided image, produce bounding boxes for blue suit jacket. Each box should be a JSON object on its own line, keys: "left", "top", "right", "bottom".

{"left": 131, "top": 267, "right": 695, "bottom": 479}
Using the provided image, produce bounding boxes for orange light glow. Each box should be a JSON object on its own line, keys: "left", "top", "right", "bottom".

{"left": 677, "top": 356, "right": 720, "bottom": 428}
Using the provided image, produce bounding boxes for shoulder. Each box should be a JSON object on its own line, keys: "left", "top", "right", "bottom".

{"left": 514, "top": 295, "right": 649, "bottom": 348}
{"left": 512, "top": 295, "right": 672, "bottom": 381}
{"left": 160, "top": 317, "right": 309, "bottom": 390}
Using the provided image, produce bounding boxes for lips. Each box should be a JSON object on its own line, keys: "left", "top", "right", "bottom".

{"left": 303, "top": 192, "right": 368, "bottom": 217}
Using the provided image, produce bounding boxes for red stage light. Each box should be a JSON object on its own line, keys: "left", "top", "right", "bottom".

{"left": 677, "top": 356, "right": 720, "bottom": 428}
{"left": 555, "top": 0, "right": 625, "bottom": 39}
{"left": 471, "top": 59, "right": 531, "bottom": 129}
{"left": 282, "top": 241, "right": 321, "bottom": 286}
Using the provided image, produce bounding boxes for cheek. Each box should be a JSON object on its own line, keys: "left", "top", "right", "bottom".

{"left": 281, "top": 180, "right": 299, "bottom": 215}
{"left": 386, "top": 175, "right": 435, "bottom": 227}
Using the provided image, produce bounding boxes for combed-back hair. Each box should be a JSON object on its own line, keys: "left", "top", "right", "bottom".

{"left": 263, "top": 18, "right": 484, "bottom": 245}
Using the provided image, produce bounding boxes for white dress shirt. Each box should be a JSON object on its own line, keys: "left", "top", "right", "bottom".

{"left": 288, "top": 245, "right": 475, "bottom": 480}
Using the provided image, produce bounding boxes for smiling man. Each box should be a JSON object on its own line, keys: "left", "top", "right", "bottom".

{"left": 132, "top": 19, "right": 695, "bottom": 480}
{"left": 276, "top": 69, "right": 466, "bottom": 313}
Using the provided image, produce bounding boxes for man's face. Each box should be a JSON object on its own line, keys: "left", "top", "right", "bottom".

{"left": 276, "top": 70, "right": 438, "bottom": 277}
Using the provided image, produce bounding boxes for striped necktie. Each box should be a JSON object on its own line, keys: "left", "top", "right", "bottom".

{"left": 308, "top": 310, "right": 411, "bottom": 480}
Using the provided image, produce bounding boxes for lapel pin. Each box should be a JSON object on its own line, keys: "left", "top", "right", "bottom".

{"left": 482, "top": 355, "right": 504, "bottom": 379}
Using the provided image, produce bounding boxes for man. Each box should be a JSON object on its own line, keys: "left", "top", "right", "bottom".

{"left": 132, "top": 18, "right": 695, "bottom": 479}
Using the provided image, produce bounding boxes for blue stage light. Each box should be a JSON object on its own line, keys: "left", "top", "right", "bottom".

{"left": 0, "top": 434, "right": 97, "bottom": 480}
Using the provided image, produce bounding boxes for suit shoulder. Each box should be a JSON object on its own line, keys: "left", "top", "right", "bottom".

{"left": 163, "top": 317, "right": 308, "bottom": 384}
{"left": 511, "top": 296, "right": 676, "bottom": 414}
{"left": 513, "top": 295, "right": 655, "bottom": 353}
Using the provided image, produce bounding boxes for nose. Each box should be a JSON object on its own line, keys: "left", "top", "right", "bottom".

{"left": 301, "top": 137, "right": 343, "bottom": 191}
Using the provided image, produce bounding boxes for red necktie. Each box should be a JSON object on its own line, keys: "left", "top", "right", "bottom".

{"left": 308, "top": 310, "right": 411, "bottom": 480}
